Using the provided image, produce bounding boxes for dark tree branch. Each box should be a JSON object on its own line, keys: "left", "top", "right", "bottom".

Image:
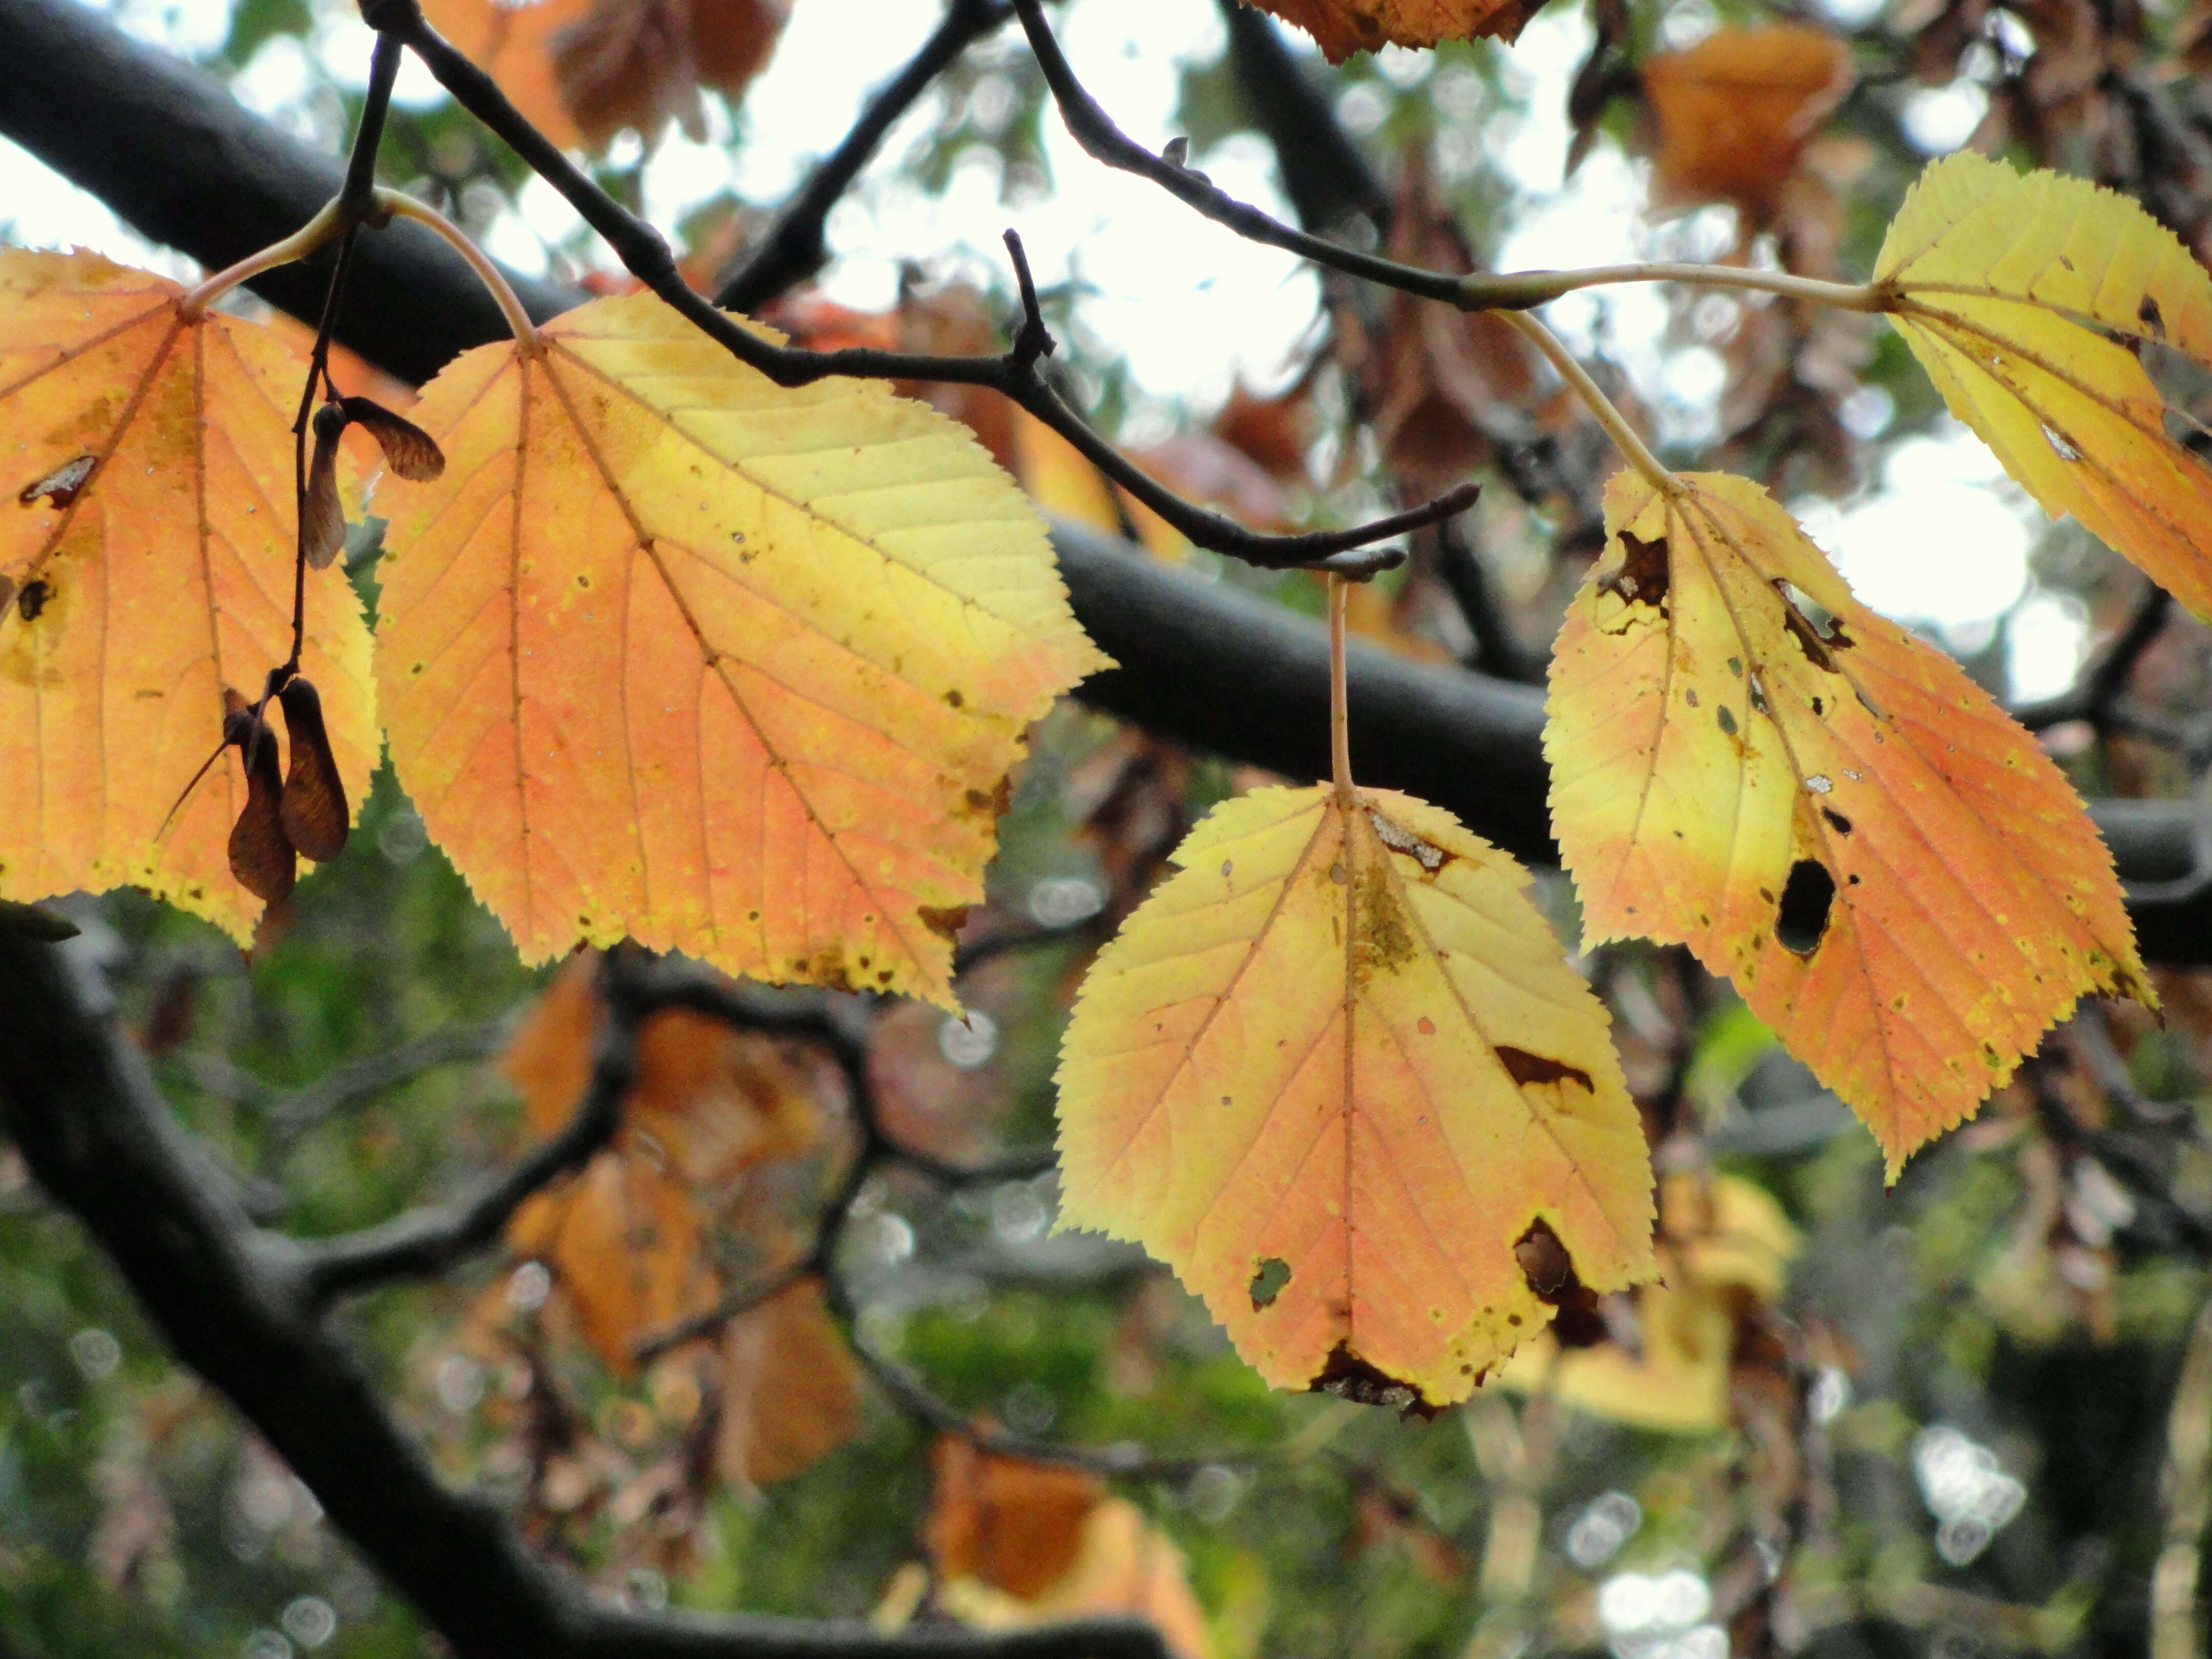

{"left": 0, "top": 930, "right": 1173, "bottom": 1659}
{"left": 2014, "top": 582, "right": 2174, "bottom": 731}
{"left": 714, "top": 0, "right": 1013, "bottom": 313}
{"left": 1010, "top": 0, "right": 1465, "bottom": 302}
{"left": 0, "top": 0, "right": 572, "bottom": 382}
{"left": 296, "top": 951, "right": 645, "bottom": 1306}
{"left": 0, "top": 0, "right": 2206, "bottom": 956}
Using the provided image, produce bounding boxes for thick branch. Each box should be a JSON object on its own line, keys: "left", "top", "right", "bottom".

{"left": 0, "top": 0, "right": 2205, "bottom": 959}
{"left": 0, "top": 931, "right": 1169, "bottom": 1659}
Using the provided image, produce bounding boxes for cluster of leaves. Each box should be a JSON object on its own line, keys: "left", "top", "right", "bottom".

{"left": 8, "top": 0, "right": 2212, "bottom": 1653}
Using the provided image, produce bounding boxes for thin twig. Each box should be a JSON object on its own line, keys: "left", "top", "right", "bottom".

{"left": 372, "top": 0, "right": 1466, "bottom": 573}
{"left": 715, "top": 0, "right": 1013, "bottom": 312}
{"left": 2016, "top": 583, "right": 2173, "bottom": 731}
{"left": 295, "top": 951, "right": 645, "bottom": 1307}
{"left": 1009, "top": 0, "right": 1875, "bottom": 315}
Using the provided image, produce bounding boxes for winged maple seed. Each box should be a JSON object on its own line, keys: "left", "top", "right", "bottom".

{"left": 1874, "top": 151, "right": 2212, "bottom": 619}
{"left": 221, "top": 688, "right": 295, "bottom": 906}
{"left": 0, "top": 248, "right": 374, "bottom": 942}
{"left": 1546, "top": 471, "right": 2149, "bottom": 1176}
{"left": 1054, "top": 783, "right": 1655, "bottom": 1413}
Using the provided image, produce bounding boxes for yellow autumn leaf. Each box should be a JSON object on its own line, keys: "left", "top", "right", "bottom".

{"left": 0, "top": 249, "right": 375, "bottom": 943}
{"left": 1875, "top": 151, "right": 2212, "bottom": 617}
{"left": 1054, "top": 783, "right": 1655, "bottom": 1412}
{"left": 374, "top": 290, "right": 1107, "bottom": 1010}
{"left": 1547, "top": 471, "right": 2147, "bottom": 1175}
{"left": 1499, "top": 1172, "right": 1798, "bottom": 1432}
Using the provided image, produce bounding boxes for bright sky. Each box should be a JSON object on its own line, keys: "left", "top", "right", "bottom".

{"left": 0, "top": 0, "right": 2083, "bottom": 698}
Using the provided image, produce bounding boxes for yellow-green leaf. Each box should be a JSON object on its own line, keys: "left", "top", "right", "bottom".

{"left": 0, "top": 249, "right": 375, "bottom": 944}
{"left": 1054, "top": 783, "right": 1655, "bottom": 1412}
{"left": 1547, "top": 470, "right": 2147, "bottom": 1175}
{"left": 1876, "top": 151, "right": 2212, "bottom": 616}
{"left": 374, "top": 291, "right": 1108, "bottom": 1010}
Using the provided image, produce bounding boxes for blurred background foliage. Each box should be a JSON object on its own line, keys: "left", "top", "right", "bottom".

{"left": 4, "top": 0, "right": 2212, "bottom": 1655}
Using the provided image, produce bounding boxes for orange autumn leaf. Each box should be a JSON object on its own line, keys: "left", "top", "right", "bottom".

{"left": 419, "top": 0, "right": 596, "bottom": 150}
{"left": 1874, "top": 151, "right": 2212, "bottom": 619}
{"left": 503, "top": 951, "right": 826, "bottom": 1181}
{"left": 716, "top": 1277, "right": 858, "bottom": 1486}
{"left": 502, "top": 952, "right": 831, "bottom": 1371}
{"left": 511, "top": 1146, "right": 719, "bottom": 1370}
{"left": 1498, "top": 1172, "right": 1799, "bottom": 1431}
{"left": 373, "top": 291, "right": 1106, "bottom": 1009}
{"left": 1243, "top": 0, "right": 1545, "bottom": 63}
{"left": 923, "top": 1437, "right": 1211, "bottom": 1658}
{"left": 1054, "top": 784, "right": 1655, "bottom": 1412}
{"left": 925, "top": 1435, "right": 1103, "bottom": 1600}
{"left": 1546, "top": 471, "right": 2148, "bottom": 1175}
{"left": 0, "top": 249, "right": 375, "bottom": 944}
{"left": 1642, "top": 25, "right": 1855, "bottom": 217}
{"left": 419, "top": 0, "right": 788, "bottom": 151}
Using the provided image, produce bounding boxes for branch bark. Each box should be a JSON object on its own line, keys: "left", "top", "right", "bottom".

{"left": 0, "top": 928, "right": 1169, "bottom": 1659}
{"left": 0, "top": 0, "right": 2204, "bottom": 960}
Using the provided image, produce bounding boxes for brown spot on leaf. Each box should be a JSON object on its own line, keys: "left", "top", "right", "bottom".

{"left": 2141, "top": 294, "right": 2166, "bottom": 340}
{"left": 1496, "top": 1047, "right": 1593, "bottom": 1091}
{"left": 1821, "top": 807, "right": 1853, "bottom": 836}
{"left": 919, "top": 904, "right": 971, "bottom": 943}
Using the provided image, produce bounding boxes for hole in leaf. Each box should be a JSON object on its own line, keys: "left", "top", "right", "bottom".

{"left": 17, "top": 454, "right": 95, "bottom": 508}
{"left": 1248, "top": 1257, "right": 1291, "bottom": 1310}
{"left": 1309, "top": 1343, "right": 1437, "bottom": 1419}
{"left": 1515, "top": 1218, "right": 1577, "bottom": 1301}
{"left": 1776, "top": 859, "right": 1836, "bottom": 955}
{"left": 1598, "top": 529, "right": 1669, "bottom": 607}
{"left": 2041, "top": 423, "right": 2082, "bottom": 462}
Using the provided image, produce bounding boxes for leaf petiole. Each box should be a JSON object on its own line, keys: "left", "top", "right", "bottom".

{"left": 177, "top": 197, "right": 349, "bottom": 321}
{"left": 1498, "top": 309, "right": 1678, "bottom": 496}
{"left": 1328, "top": 573, "right": 1352, "bottom": 805}
{"left": 372, "top": 188, "right": 542, "bottom": 353}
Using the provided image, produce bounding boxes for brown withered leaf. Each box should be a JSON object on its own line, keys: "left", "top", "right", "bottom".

{"left": 715, "top": 1278, "right": 859, "bottom": 1486}
{"left": 925, "top": 1435, "right": 1103, "bottom": 1600}
{"left": 509, "top": 1150, "right": 719, "bottom": 1373}
{"left": 1357, "top": 148, "right": 1546, "bottom": 496}
{"left": 1213, "top": 381, "right": 1316, "bottom": 481}
{"left": 422, "top": 0, "right": 786, "bottom": 151}
{"left": 506, "top": 952, "right": 826, "bottom": 1183}
{"left": 1641, "top": 25, "right": 1855, "bottom": 220}
{"left": 1246, "top": 0, "right": 1552, "bottom": 62}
